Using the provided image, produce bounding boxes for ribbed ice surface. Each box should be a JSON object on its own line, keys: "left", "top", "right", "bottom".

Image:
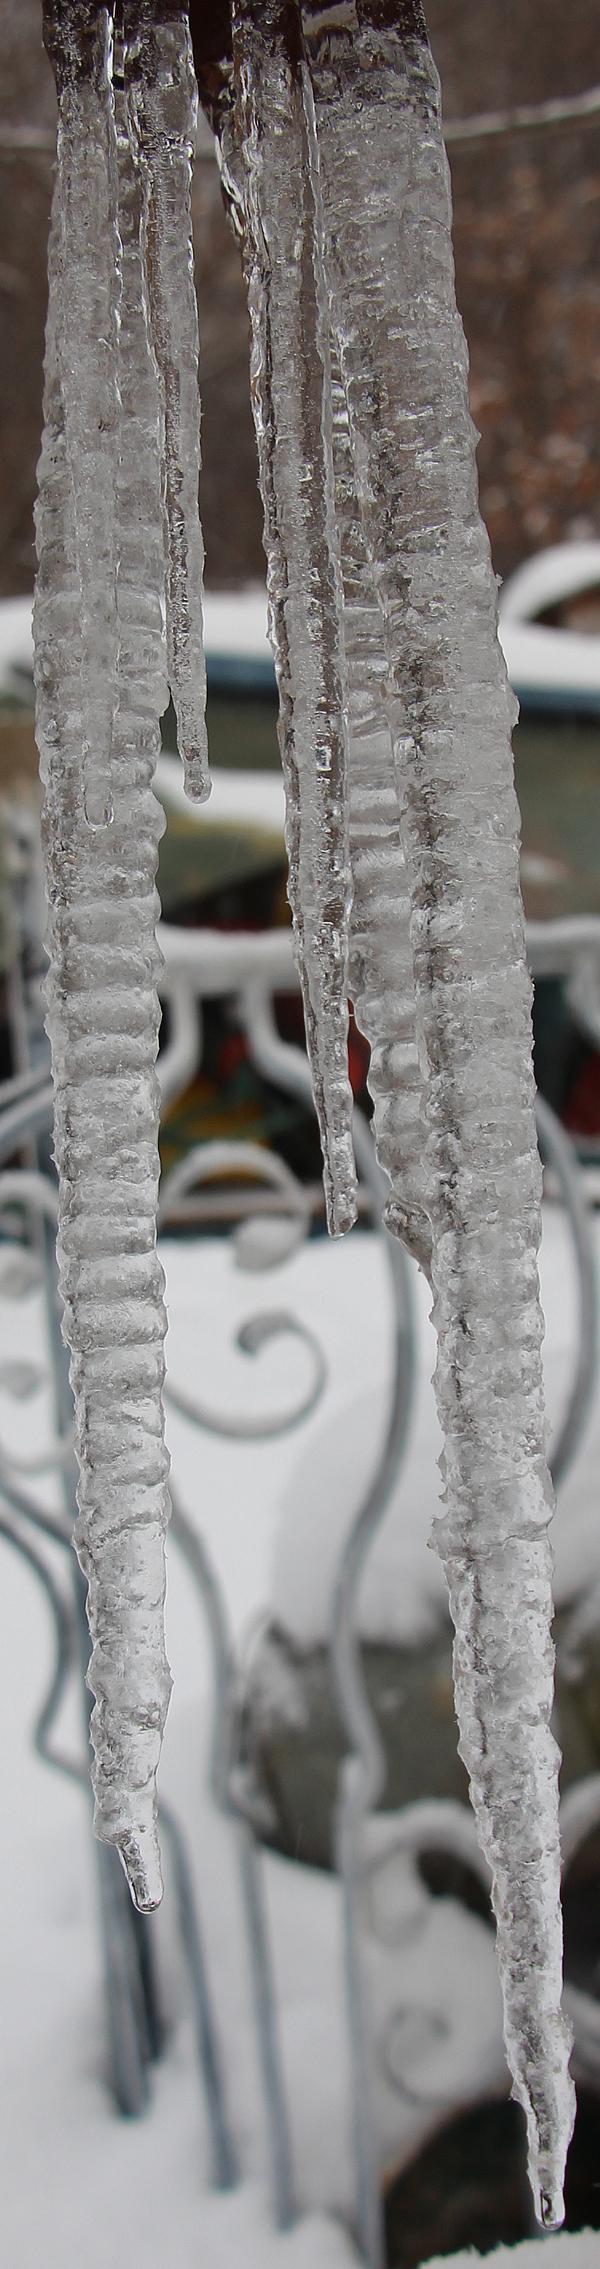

{"left": 46, "top": 2, "right": 120, "bottom": 830}
{"left": 303, "top": 0, "right": 575, "bottom": 2223}
{"left": 125, "top": 4, "right": 210, "bottom": 804}
{"left": 331, "top": 358, "right": 429, "bottom": 1269}
{"left": 34, "top": 50, "right": 172, "bottom": 1915}
{"left": 224, "top": 1, "right": 356, "bottom": 1235}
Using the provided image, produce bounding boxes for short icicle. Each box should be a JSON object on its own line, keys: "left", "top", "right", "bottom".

{"left": 302, "top": 0, "right": 575, "bottom": 2222}
{"left": 33, "top": 50, "right": 172, "bottom": 1913}
{"left": 220, "top": 1, "right": 357, "bottom": 1235}
{"left": 124, "top": 0, "right": 210, "bottom": 804}
{"left": 42, "top": 0, "right": 120, "bottom": 830}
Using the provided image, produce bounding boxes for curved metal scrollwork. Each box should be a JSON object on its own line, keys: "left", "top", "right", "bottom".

{"left": 161, "top": 1139, "right": 326, "bottom": 1440}
{"left": 0, "top": 1097, "right": 236, "bottom": 2177}
{"left": 0, "top": 897, "right": 597, "bottom": 2266}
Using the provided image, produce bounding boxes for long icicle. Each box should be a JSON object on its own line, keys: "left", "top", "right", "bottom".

{"left": 124, "top": 0, "right": 210, "bottom": 804}
{"left": 43, "top": 1, "right": 120, "bottom": 830}
{"left": 220, "top": 0, "right": 357, "bottom": 1235}
{"left": 34, "top": 23, "right": 172, "bottom": 1913}
{"left": 302, "top": 0, "right": 575, "bottom": 2224}
{"left": 331, "top": 353, "right": 430, "bottom": 1271}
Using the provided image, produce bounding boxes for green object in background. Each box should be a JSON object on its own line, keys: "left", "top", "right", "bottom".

{"left": 158, "top": 688, "right": 284, "bottom": 914}
{"left": 515, "top": 713, "right": 600, "bottom": 921}
{"left": 162, "top": 688, "right": 280, "bottom": 773}
{"left": 156, "top": 795, "right": 284, "bottom": 917}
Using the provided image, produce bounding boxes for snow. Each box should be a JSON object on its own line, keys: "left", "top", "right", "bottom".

{"left": 271, "top": 1203, "right": 600, "bottom": 1651}
{"left": 18, "top": 0, "right": 596, "bottom": 2245}
{"left": 421, "top": 2241, "right": 599, "bottom": 2269}
{"left": 0, "top": 1211, "right": 597, "bottom": 2263}
{"left": 0, "top": 1223, "right": 508, "bottom": 2266}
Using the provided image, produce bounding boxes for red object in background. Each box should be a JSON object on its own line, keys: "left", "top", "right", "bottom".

{"left": 563, "top": 1051, "right": 600, "bottom": 1140}
{"left": 348, "top": 1009, "right": 370, "bottom": 1101}
{"left": 272, "top": 991, "right": 370, "bottom": 1105}
{"left": 216, "top": 1028, "right": 248, "bottom": 1084}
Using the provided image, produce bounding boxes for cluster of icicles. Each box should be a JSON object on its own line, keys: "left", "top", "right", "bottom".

{"left": 33, "top": 0, "right": 574, "bottom": 2228}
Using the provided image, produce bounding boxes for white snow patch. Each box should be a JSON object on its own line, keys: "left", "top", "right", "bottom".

{"left": 422, "top": 2235, "right": 600, "bottom": 2269}
{"left": 271, "top": 1205, "right": 600, "bottom": 1648}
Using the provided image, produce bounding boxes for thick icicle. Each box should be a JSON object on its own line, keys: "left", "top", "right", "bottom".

{"left": 124, "top": 0, "right": 210, "bottom": 804}
{"left": 220, "top": 1, "right": 356, "bottom": 1235}
{"left": 331, "top": 357, "right": 429, "bottom": 1269}
{"left": 42, "top": 1, "right": 120, "bottom": 830}
{"left": 33, "top": 69, "right": 172, "bottom": 1913}
{"left": 302, "top": 0, "right": 574, "bottom": 2222}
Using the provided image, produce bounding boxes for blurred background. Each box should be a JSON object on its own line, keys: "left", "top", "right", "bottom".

{"left": 0, "top": 6, "right": 599, "bottom": 2269}
{"left": 1, "top": 0, "right": 599, "bottom": 601}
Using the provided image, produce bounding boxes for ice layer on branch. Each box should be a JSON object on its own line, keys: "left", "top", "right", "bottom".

{"left": 221, "top": 0, "right": 357, "bottom": 1235}
{"left": 301, "top": 0, "right": 575, "bottom": 2226}
{"left": 35, "top": 13, "right": 172, "bottom": 1913}
{"left": 124, "top": 0, "right": 210, "bottom": 803}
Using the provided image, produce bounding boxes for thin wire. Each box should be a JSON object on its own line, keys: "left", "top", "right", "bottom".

{"left": 3, "top": 80, "right": 599, "bottom": 164}
{"left": 444, "top": 83, "right": 600, "bottom": 144}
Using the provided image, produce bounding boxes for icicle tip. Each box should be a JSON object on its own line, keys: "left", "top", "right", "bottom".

{"left": 538, "top": 2186, "right": 566, "bottom": 2235}
{"left": 323, "top": 1154, "right": 358, "bottom": 1238}
{"left": 182, "top": 748, "right": 212, "bottom": 805}
{"left": 114, "top": 1822, "right": 164, "bottom": 1913}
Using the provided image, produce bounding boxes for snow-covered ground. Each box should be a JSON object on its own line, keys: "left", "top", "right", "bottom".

{"left": 0, "top": 1204, "right": 598, "bottom": 2267}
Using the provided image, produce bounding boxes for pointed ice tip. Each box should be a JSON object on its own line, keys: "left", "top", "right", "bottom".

{"left": 325, "top": 1182, "right": 358, "bottom": 1239}
{"left": 183, "top": 752, "right": 212, "bottom": 806}
{"left": 538, "top": 2186, "right": 565, "bottom": 2234}
{"left": 116, "top": 1824, "right": 164, "bottom": 1913}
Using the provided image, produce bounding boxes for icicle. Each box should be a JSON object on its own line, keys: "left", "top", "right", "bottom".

{"left": 331, "top": 355, "right": 430, "bottom": 1270}
{"left": 124, "top": 1, "right": 210, "bottom": 805}
{"left": 220, "top": 0, "right": 356, "bottom": 1236}
{"left": 302, "top": 0, "right": 574, "bottom": 2223}
{"left": 33, "top": 46, "right": 172, "bottom": 1913}
{"left": 42, "top": 0, "right": 120, "bottom": 830}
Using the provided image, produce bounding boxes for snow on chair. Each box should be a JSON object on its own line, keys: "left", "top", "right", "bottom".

{"left": 0, "top": 807, "right": 599, "bottom": 2256}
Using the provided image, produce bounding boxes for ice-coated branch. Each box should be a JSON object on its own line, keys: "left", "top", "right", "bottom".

{"left": 302, "top": 0, "right": 575, "bottom": 2225}
{"left": 42, "top": 1, "right": 120, "bottom": 830}
{"left": 220, "top": 0, "right": 356, "bottom": 1236}
{"left": 124, "top": 0, "right": 210, "bottom": 803}
{"left": 34, "top": 34, "right": 172, "bottom": 1914}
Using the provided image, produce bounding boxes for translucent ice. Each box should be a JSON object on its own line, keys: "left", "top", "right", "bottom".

{"left": 42, "top": 1, "right": 120, "bottom": 830}
{"left": 124, "top": 2, "right": 210, "bottom": 803}
{"left": 35, "top": 19, "right": 172, "bottom": 1914}
{"left": 221, "top": 1, "right": 357, "bottom": 1235}
{"left": 302, "top": 0, "right": 575, "bottom": 2223}
{"left": 331, "top": 356, "right": 430, "bottom": 1269}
